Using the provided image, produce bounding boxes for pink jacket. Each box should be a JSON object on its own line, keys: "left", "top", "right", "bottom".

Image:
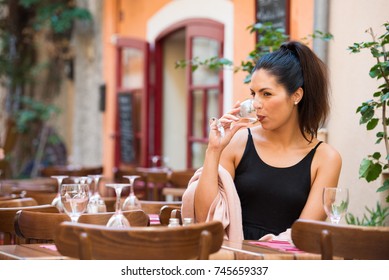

{"left": 181, "top": 165, "right": 244, "bottom": 241}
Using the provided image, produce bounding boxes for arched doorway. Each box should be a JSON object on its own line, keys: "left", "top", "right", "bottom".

{"left": 154, "top": 19, "right": 224, "bottom": 170}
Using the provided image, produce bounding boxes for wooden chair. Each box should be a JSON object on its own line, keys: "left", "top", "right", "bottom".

{"left": 23, "top": 191, "right": 57, "bottom": 205}
{"left": 55, "top": 220, "right": 224, "bottom": 260}
{"left": 163, "top": 169, "right": 195, "bottom": 201}
{"left": 0, "top": 197, "right": 38, "bottom": 208}
{"left": 137, "top": 168, "right": 170, "bottom": 201}
{"left": 113, "top": 166, "right": 147, "bottom": 199}
{"left": 0, "top": 204, "right": 58, "bottom": 245}
{"left": 14, "top": 209, "right": 150, "bottom": 243}
{"left": 159, "top": 205, "right": 182, "bottom": 225}
{"left": 40, "top": 165, "right": 103, "bottom": 177}
{"left": 139, "top": 200, "right": 182, "bottom": 214}
{"left": 291, "top": 219, "right": 389, "bottom": 260}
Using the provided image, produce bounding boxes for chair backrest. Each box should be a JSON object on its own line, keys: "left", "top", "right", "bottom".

{"left": 140, "top": 200, "right": 182, "bottom": 214}
{"left": 112, "top": 167, "right": 147, "bottom": 199}
{"left": 159, "top": 205, "right": 182, "bottom": 225}
{"left": 0, "top": 197, "right": 38, "bottom": 208}
{"left": 14, "top": 209, "right": 149, "bottom": 243}
{"left": 0, "top": 204, "right": 58, "bottom": 244}
{"left": 55, "top": 220, "right": 224, "bottom": 260}
{"left": 143, "top": 171, "right": 170, "bottom": 201}
{"left": 40, "top": 165, "right": 103, "bottom": 177}
{"left": 23, "top": 191, "right": 57, "bottom": 205}
{"left": 291, "top": 219, "right": 389, "bottom": 260}
{"left": 168, "top": 169, "right": 195, "bottom": 188}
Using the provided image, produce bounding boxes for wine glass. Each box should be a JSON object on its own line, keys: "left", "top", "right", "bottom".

{"left": 150, "top": 155, "right": 161, "bottom": 167}
{"left": 105, "top": 183, "right": 131, "bottom": 228}
{"left": 122, "top": 175, "right": 141, "bottom": 210}
{"left": 214, "top": 99, "right": 258, "bottom": 137}
{"left": 51, "top": 175, "right": 69, "bottom": 212}
{"left": 237, "top": 99, "right": 258, "bottom": 123}
{"left": 322, "top": 187, "right": 349, "bottom": 224}
{"left": 87, "top": 174, "right": 107, "bottom": 213}
{"left": 60, "top": 183, "right": 89, "bottom": 223}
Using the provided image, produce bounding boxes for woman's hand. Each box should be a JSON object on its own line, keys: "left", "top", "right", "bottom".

{"left": 208, "top": 102, "right": 250, "bottom": 151}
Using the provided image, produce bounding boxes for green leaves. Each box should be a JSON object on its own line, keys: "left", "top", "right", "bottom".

{"left": 15, "top": 96, "right": 60, "bottom": 133}
{"left": 359, "top": 156, "right": 382, "bottom": 182}
{"left": 174, "top": 56, "right": 233, "bottom": 72}
{"left": 346, "top": 202, "right": 389, "bottom": 226}
{"left": 19, "top": 1, "right": 92, "bottom": 34}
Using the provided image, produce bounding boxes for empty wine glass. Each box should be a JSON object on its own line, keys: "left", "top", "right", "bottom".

{"left": 238, "top": 99, "right": 258, "bottom": 123}
{"left": 60, "top": 183, "right": 89, "bottom": 223}
{"left": 51, "top": 175, "right": 69, "bottom": 212}
{"left": 87, "top": 174, "right": 107, "bottom": 213}
{"left": 150, "top": 155, "right": 161, "bottom": 167}
{"left": 322, "top": 187, "right": 349, "bottom": 224}
{"left": 122, "top": 175, "right": 141, "bottom": 210}
{"left": 106, "top": 183, "right": 131, "bottom": 228}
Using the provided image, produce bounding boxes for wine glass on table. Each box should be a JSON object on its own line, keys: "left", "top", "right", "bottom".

{"left": 150, "top": 155, "right": 161, "bottom": 168}
{"left": 60, "top": 183, "right": 89, "bottom": 223}
{"left": 122, "top": 175, "right": 141, "bottom": 210}
{"left": 87, "top": 174, "right": 107, "bottom": 213}
{"left": 51, "top": 175, "right": 69, "bottom": 212}
{"left": 322, "top": 187, "right": 349, "bottom": 224}
{"left": 105, "top": 183, "right": 131, "bottom": 228}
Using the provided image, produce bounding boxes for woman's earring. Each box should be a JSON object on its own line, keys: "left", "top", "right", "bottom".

{"left": 294, "top": 101, "right": 299, "bottom": 105}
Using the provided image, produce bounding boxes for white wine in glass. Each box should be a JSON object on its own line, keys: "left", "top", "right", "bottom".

{"left": 322, "top": 187, "right": 349, "bottom": 224}
{"left": 60, "top": 183, "right": 89, "bottom": 223}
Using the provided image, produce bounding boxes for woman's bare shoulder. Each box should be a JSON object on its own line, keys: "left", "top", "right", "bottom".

{"left": 315, "top": 141, "right": 342, "bottom": 166}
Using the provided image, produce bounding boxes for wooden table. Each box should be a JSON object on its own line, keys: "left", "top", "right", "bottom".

{"left": 211, "top": 240, "right": 321, "bottom": 260}
{"left": 0, "top": 240, "right": 320, "bottom": 260}
{"left": 0, "top": 244, "right": 71, "bottom": 260}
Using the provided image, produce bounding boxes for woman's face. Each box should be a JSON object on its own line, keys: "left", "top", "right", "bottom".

{"left": 250, "top": 69, "right": 300, "bottom": 131}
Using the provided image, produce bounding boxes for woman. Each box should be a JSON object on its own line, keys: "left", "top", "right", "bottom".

{"left": 184, "top": 41, "right": 342, "bottom": 240}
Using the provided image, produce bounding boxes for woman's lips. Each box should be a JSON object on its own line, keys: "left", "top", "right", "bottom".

{"left": 257, "top": 115, "right": 265, "bottom": 122}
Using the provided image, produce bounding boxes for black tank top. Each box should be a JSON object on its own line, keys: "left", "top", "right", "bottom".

{"left": 234, "top": 128, "right": 322, "bottom": 240}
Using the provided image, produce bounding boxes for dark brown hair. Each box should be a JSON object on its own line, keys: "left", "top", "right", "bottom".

{"left": 253, "top": 41, "right": 329, "bottom": 141}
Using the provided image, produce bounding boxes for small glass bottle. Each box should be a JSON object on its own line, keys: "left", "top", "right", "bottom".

{"left": 182, "top": 218, "right": 193, "bottom": 226}
{"left": 168, "top": 218, "right": 180, "bottom": 227}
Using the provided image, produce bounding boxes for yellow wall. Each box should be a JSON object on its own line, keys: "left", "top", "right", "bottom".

{"left": 232, "top": 0, "right": 256, "bottom": 103}
{"left": 290, "top": 0, "right": 314, "bottom": 43}
{"left": 118, "top": 0, "right": 171, "bottom": 38}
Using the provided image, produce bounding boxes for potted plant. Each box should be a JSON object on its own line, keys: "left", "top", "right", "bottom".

{"left": 346, "top": 22, "right": 389, "bottom": 226}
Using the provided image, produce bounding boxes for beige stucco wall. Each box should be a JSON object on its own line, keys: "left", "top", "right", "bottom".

{"left": 327, "top": 0, "right": 389, "bottom": 219}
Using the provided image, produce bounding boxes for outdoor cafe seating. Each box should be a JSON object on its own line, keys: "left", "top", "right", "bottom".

{"left": 54, "top": 220, "right": 224, "bottom": 260}
{"left": 291, "top": 219, "right": 389, "bottom": 260}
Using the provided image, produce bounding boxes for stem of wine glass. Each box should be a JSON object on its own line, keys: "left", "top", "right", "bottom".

{"left": 57, "top": 178, "right": 63, "bottom": 194}
{"left": 129, "top": 178, "right": 136, "bottom": 195}
{"left": 114, "top": 186, "right": 123, "bottom": 214}
{"left": 93, "top": 178, "right": 99, "bottom": 195}
{"left": 70, "top": 215, "right": 80, "bottom": 223}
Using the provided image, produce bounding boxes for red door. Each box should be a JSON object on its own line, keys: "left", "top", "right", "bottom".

{"left": 114, "top": 37, "right": 150, "bottom": 169}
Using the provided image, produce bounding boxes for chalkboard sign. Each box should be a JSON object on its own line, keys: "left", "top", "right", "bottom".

{"left": 118, "top": 93, "right": 136, "bottom": 164}
{"left": 256, "top": 0, "right": 287, "bottom": 30}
